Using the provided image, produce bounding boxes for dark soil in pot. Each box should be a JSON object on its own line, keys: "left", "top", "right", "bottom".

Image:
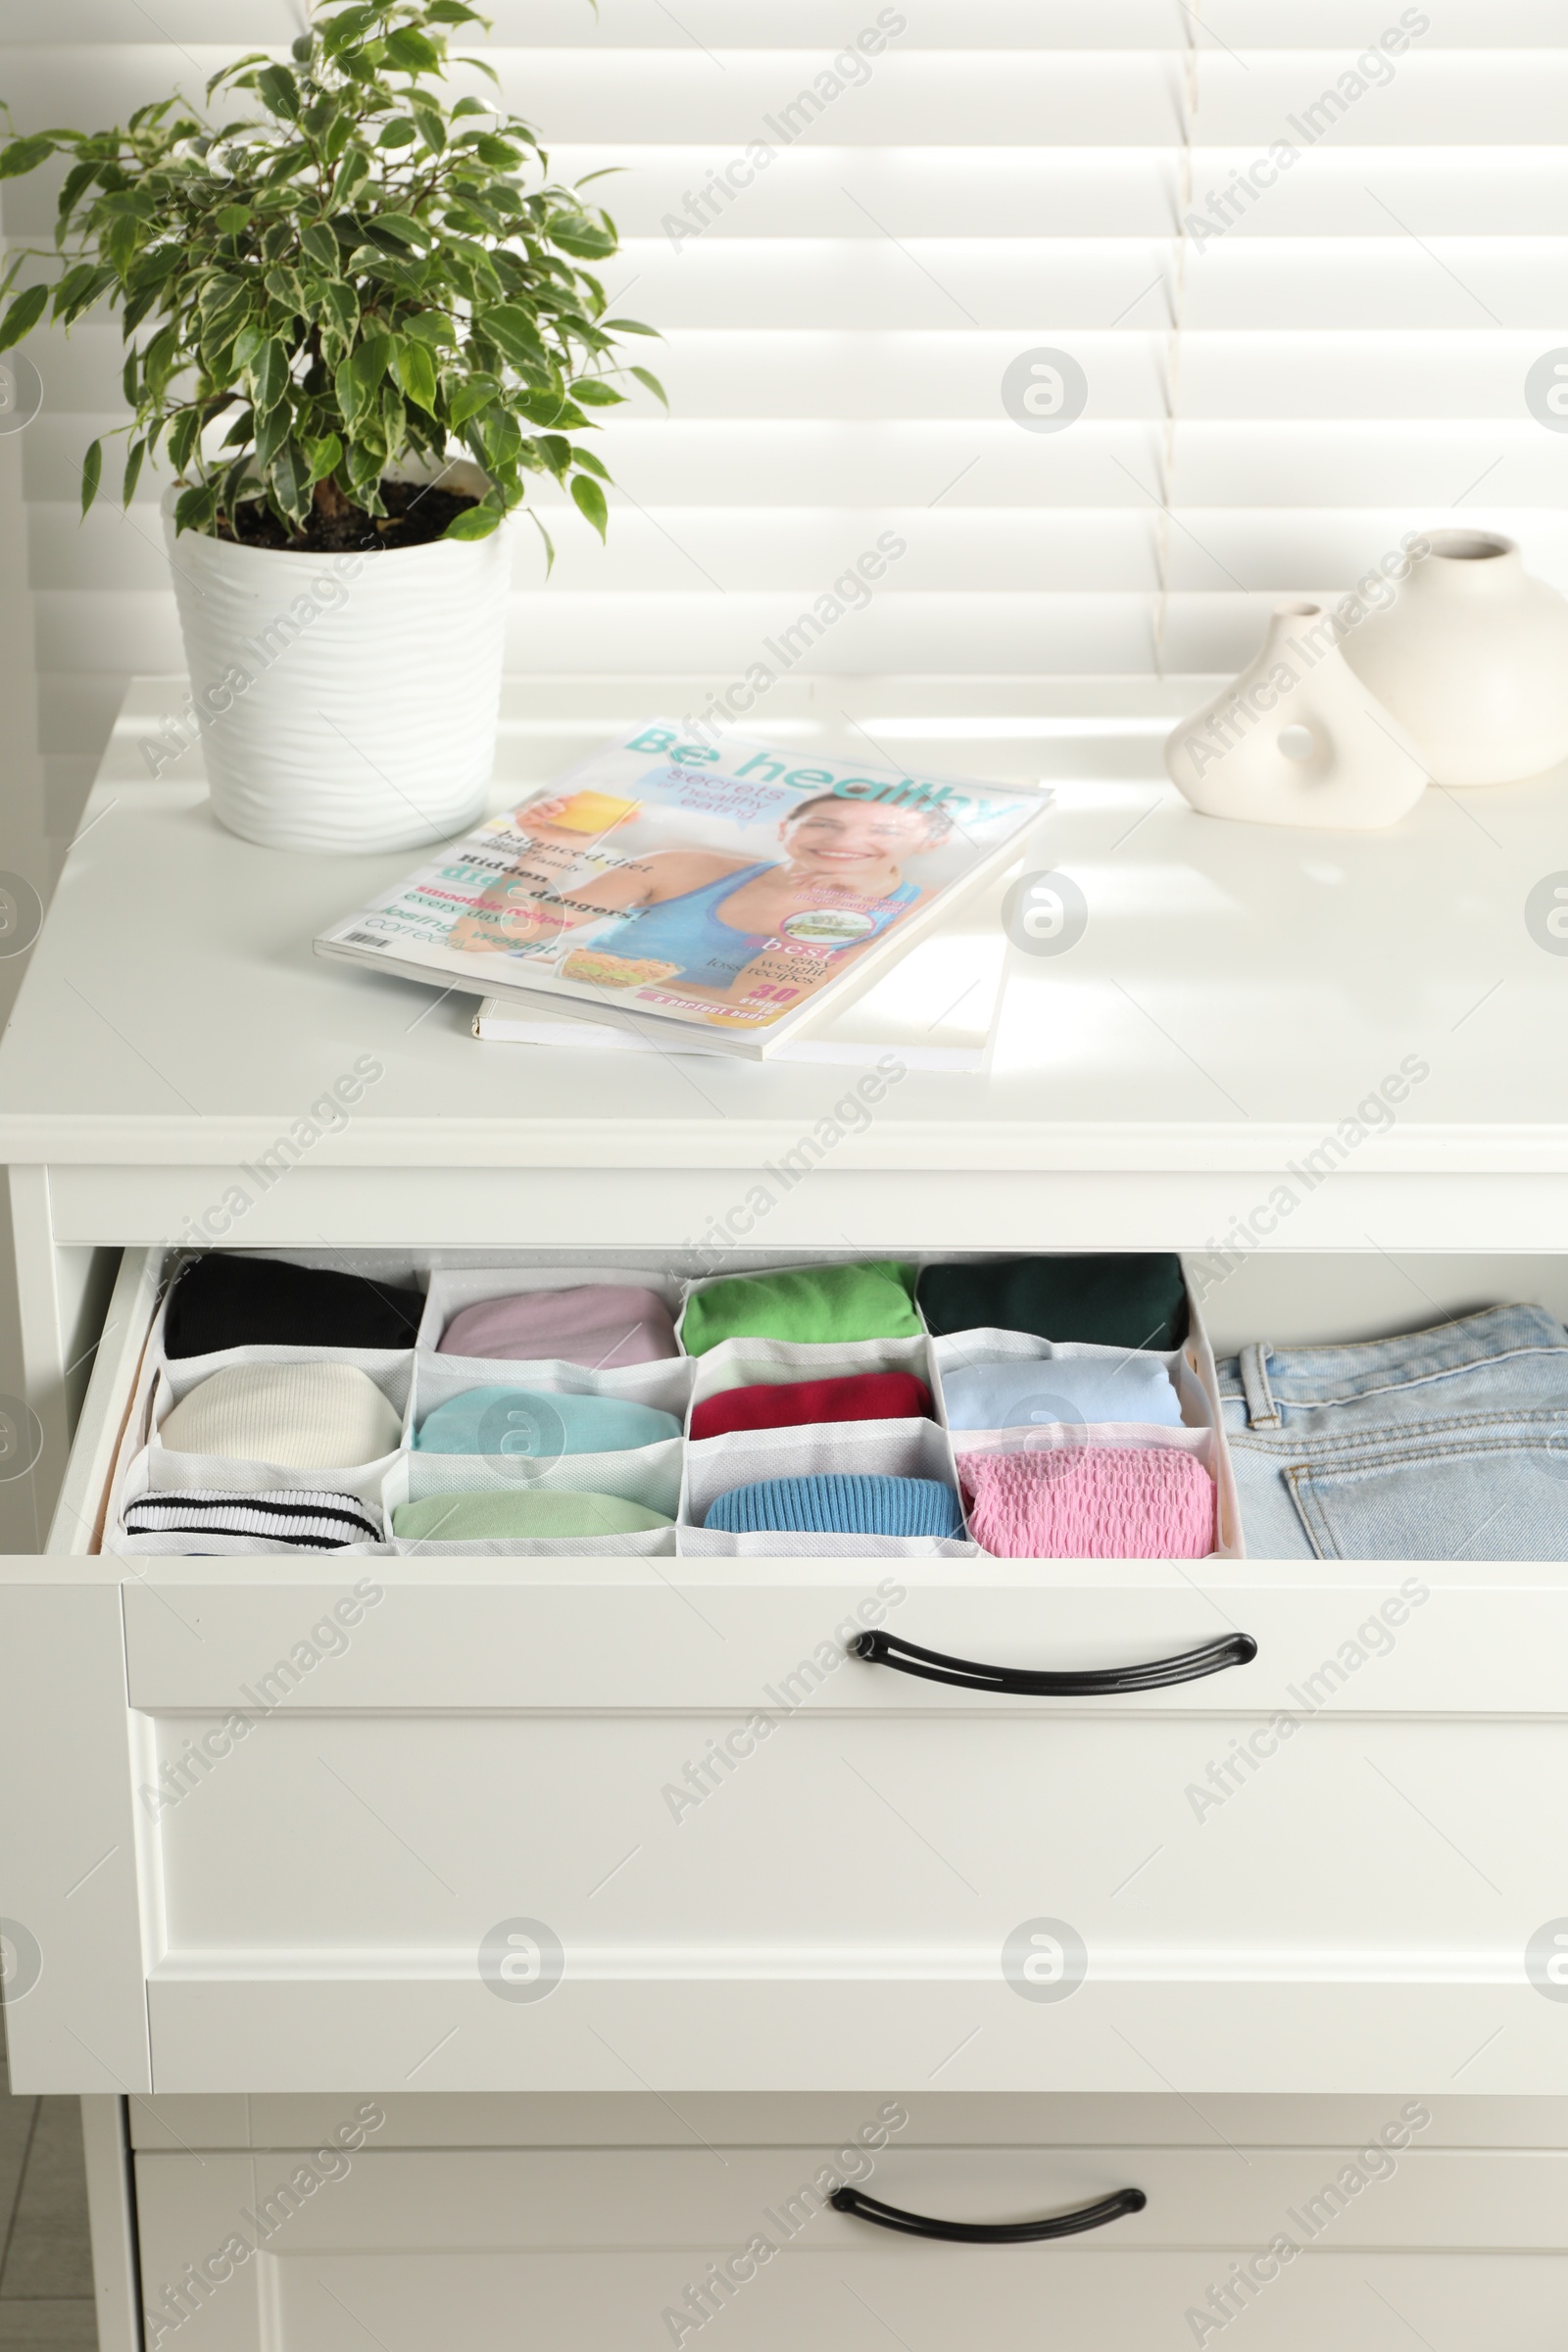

{"left": 217, "top": 477, "right": 480, "bottom": 554}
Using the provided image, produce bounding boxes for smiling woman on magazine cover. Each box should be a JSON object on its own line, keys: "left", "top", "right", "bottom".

{"left": 446, "top": 791, "right": 954, "bottom": 1019}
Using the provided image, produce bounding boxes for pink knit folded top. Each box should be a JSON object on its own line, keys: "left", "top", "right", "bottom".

{"left": 958, "top": 1445, "right": 1215, "bottom": 1560}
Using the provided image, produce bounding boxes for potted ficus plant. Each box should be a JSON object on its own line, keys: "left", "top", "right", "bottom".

{"left": 0, "top": 0, "right": 662, "bottom": 852}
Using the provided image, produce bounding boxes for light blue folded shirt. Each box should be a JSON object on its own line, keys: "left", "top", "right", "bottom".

{"left": 941, "top": 1352, "right": 1182, "bottom": 1432}
{"left": 415, "top": 1385, "right": 681, "bottom": 1456}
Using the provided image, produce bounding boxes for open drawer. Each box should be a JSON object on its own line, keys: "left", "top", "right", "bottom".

{"left": 6, "top": 1244, "right": 1568, "bottom": 2101}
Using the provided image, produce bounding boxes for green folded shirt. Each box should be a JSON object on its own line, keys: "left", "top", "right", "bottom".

{"left": 681, "top": 1260, "right": 920, "bottom": 1355}
{"left": 393, "top": 1490, "right": 672, "bottom": 1542}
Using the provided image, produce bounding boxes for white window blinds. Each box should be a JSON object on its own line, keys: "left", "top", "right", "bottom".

{"left": 5, "top": 0, "right": 1565, "bottom": 788}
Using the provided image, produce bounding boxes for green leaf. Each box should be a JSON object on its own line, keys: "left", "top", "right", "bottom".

{"left": 231, "top": 319, "right": 268, "bottom": 369}
{"left": 255, "top": 64, "right": 301, "bottom": 120}
{"left": 0, "top": 136, "right": 54, "bottom": 182}
{"left": 319, "top": 4, "right": 379, "bottom": 53}
{"left": 80, "top": 437, "right": 103, "bottom": 516}
{"left": 427, "top": 2, "right": 484, "bottom": 22}
{"left": 298, "top": 220, "right": 339, "bottom": 270}
{"left": 172, "top": 478, "right": 221, "bottom": 534}
{"left": 449, "top": 95, "right": 489, "bottom": 118}
{"left": 570, "top": 445, "right": 609, "bottom": 481}
{"left": 207, "top": 50, "right": 270, "bottom": 95}
{"left": 569, "top": 471, "right": 608, "bottom": 539}
{"left": 57, "top": 158, "right": 100, "bottom": 220}
{"left": 628, "top": 365, "right": 668, "bottom": 409}
{"left": 400, "top": 311, "right": 454, "bottom": 346}
{"left": 548, "top": 218, "right": 617, "bottom": 261}
{"left": 318, "top": 278, "right": 359, "bottom": 342}
{"left": 602, "top": 316, "right": 662, "bottom": 337}
{"left": 482, "top": 303, "right": 547, "bottom": 365}
{"left": 306, "top": 430, "right": 343, "bottom": 483}
{"left": 394, "top": 337, "right": 437, "bottom": 411}
{"left": 251, "top": 336, "right": 290, "bottom": 413}
{"left": 467, "top": 135, "right": 522, "bottom": 170}
{"left": 0, "top": 283, "right": 47, "bottom": 357}
{"left": 409, "top": 101, "right": 446, "bottom": 151}
{"left": 122, "top": 435, "right": 146, "bottom": 509}
{"left": 377, "top": 119, "right": 418, "bottom": 148}
{"left": 363, "top": 212, "right": 431, "bottom": 249}
{"left": 270, "top": 438, "right": 310, "bottom": 523}
{"left": 527, "top": 508, "right": 556, "bottom": 574}
{"left": 443, "top": 503, "right": 501, "bottom": 540}
{"left": 570, "top": 377, "right": 624, "bottom": 407}
{"left": 445, "top": 379, "right": 493, "bottom": 427}
{"left": 383, "top": 24, "right": 441, "bottom": 71}
{"left": 168, "top": 408, "right": 202, "bottom": 473}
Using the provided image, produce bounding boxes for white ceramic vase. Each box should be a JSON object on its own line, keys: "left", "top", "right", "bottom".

{"left": 162, "top": 459, "right": 511, "bottom": 853}
{"left": 1164, "top": 601, "right": 1429, "bottom": 830}
{"left": 1339, "top": 528, "right": 1568, "bottom": 786}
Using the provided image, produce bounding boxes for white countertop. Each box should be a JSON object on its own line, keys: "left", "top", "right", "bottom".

{"left": 4, "top": 676, "right": 1566, "bottom": 1173}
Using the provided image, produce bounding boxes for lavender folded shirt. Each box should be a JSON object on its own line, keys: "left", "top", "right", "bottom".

{"left": 439, "top": 1284, "right": 677, "bottom": 1368}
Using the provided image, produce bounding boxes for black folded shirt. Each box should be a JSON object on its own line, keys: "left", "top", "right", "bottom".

{"left": 163, "top": 1253, "right": 424, "bottom": 1358}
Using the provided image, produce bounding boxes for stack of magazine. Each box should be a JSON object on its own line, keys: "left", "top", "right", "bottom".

{"left": 316, "top": 721, "right": 1051, "bottom": 1063}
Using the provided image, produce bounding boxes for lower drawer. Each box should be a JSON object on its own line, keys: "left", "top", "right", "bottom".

{"left": 133, "top": 2132, "right": 1568, "bottom": 2352}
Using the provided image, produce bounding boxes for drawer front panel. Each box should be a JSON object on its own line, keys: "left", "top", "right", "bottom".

{"left": 8, "top": 1562, "right": 1568, "bottom": 2094}
{"left": 132, "top": 2145, "right": 1568, "bottom": 2352}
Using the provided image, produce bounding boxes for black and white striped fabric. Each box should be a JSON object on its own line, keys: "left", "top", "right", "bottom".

{"left": 122, "top": 1490, "right": 381, "bottom": 1550}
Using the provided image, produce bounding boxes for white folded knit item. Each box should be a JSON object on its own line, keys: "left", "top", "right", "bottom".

{"left": 157, "top": 1362, "right": 402, "bottom": 1468}
{"left": 122, "top": 1489, "right": 381, "bottom": 1549}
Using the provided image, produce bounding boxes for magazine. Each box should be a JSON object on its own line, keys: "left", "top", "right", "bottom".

{"left": 316, "top": 720, "right": 1051, "bottom": 1059}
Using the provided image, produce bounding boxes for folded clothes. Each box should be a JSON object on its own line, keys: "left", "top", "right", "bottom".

{"left": 942, "top": 1352, "right": 1182, "bottom": 1432}
{"left": 122, "top": 1489, "right": 380, "bottom": 1550}
{"left": 959, "top": 1445, "right": 1214, "bottom": 1559}
{"left": 705, "top": 1472, "right": 963, "bottom": 1538}
{"left": 163, "top": 1253, "right": 423, "bottom": 1357}
{"left": 690, "top": 1370, "right": 932, "bottom": 1443}
{"left": 158, "top": 1362, "right": 403, "bottom": 1468}
{"left": 918, "top": 1254, "right": 1188, "bottom": 1352}
{"left": 440, "top": 1284, "right": 677, "bottom": 1368}
{"left": 682, "top": 1262, "right": 920, "bottom": 1356}
{"left": 416, "top": 1386, "right": 681, "bottom": 1455}
{"left": 393, "top": 1490, "right": 673, "bottom": 1541}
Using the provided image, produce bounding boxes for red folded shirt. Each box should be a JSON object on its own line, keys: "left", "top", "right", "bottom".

{"left": 690, "top": 1369, "right": 933, "bottom": 1442}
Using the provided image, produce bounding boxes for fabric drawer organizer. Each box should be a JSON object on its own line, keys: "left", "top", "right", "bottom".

{"left": 101, "top": 1251, "right": 1244, "bottom": 1560}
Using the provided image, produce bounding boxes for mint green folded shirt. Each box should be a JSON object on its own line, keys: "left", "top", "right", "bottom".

{"left": 393, "top": 1491, "right": 672, "bottom": 1541}
{"left": 681, "top": 1260, "right": 919, "bottom": 1355}
{"left": 414, "top": 1386, "right": 681, "bottom": 1455}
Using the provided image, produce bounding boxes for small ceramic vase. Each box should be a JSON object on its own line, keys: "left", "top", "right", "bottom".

{"left": 1164, "top": 602, "right": 1429, "bottom": 830}
{"left": 1339, "top": 528, "right": 1568, "bottom": 785}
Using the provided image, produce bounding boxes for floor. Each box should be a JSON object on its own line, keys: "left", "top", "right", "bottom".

{"left": 0, "top": 2035, "right": 96, "bottom": 2350}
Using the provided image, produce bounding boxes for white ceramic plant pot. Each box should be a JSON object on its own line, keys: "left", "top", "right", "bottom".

{"left": 1164, "top": 601, "right": 1429, "bottom": 830}
{"left": 162, "top": 460, "right": 511, "bottom": 853}
{"left": 1340, "top": 528, "right": 1568, "bottom": 786}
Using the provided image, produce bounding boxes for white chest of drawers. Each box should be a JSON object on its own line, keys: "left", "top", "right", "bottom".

{"left": 4, "top": 683, "right": 1568, "bottom": 2351}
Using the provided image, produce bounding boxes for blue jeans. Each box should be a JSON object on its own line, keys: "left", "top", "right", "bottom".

{"left": 1215, "top": 1304, "right": 1568, "bottom": 1560}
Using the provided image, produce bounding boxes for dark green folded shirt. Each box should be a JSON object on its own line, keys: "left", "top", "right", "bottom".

{"left": 918, "top": 1253, "right": 1188, "bottom": 1352}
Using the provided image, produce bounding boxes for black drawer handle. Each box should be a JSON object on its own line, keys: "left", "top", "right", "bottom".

{"left": 851, "top": 1626, "right": 1256, "bottom": 1695}
{"left": 829, "top": 2183, "right": 1147, "bottom": 2243}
